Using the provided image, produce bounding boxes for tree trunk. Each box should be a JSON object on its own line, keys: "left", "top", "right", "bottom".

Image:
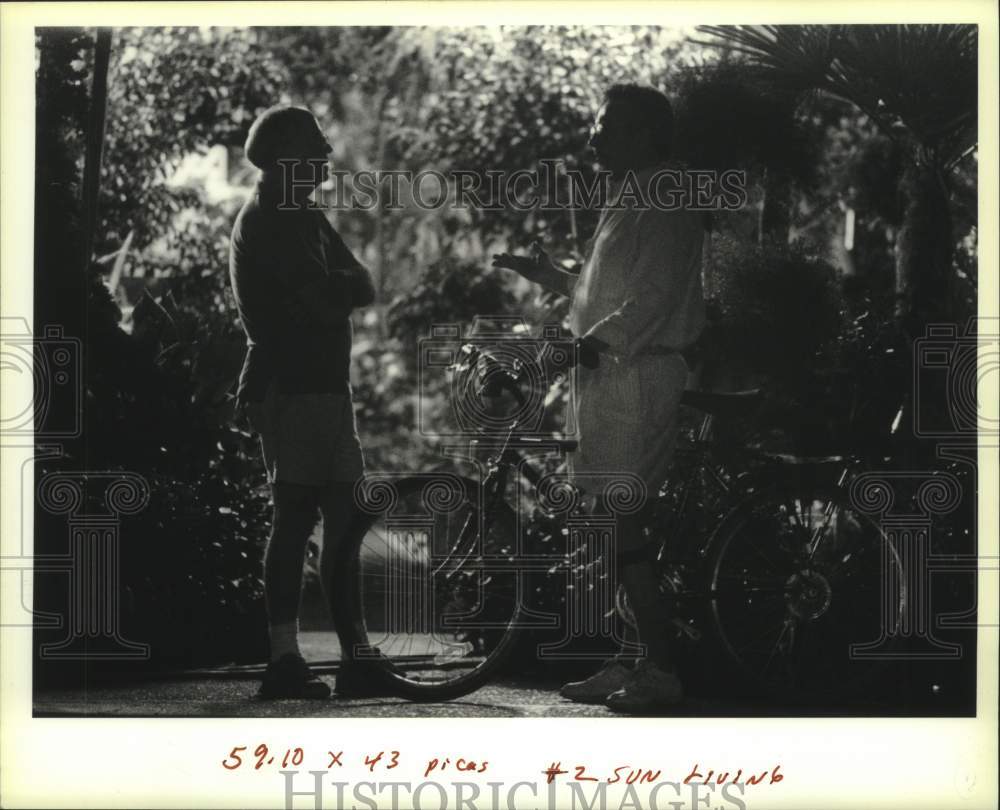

{"left": 894, "top": 159, "right": 954, "bottom": 334}
{"left": 759, "top": 167, "right": 792, "bottom": 244}
{"left": 80, "top": 28, "right": 113, "bottom": 273}
{"left": 371, "top": 89, "right": 390, "bottom": 340}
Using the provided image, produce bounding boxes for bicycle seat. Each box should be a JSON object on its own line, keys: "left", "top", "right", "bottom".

{"left": 470, "top": 436, "right": 579, "bottom": 452}
{"left": 510, "top": 436, "right": 579, "bottom": 452}
{"left": 681, "top": 388, "right": 762, "bottom": 417}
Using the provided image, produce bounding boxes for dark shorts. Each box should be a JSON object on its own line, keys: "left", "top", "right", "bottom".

{"left": 245, "top": 382, "right": 365, "bottom": 486}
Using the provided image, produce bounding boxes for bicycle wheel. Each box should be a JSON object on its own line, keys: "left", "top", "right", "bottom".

{"left": 706, "top": 484, "right": 905, "bottom": 701}
{"left": 334, "top": 475, "right": 524, "bottom": 701}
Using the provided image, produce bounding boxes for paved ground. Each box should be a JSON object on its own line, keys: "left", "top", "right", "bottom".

{"left": 32, "top": 632, "right": 953, "bottom": 718}
{"left": 33, "top": 675, "right": 924, "bottom": 718}
{"left": 32, "top": 632, "right": 607, "bottom": 718}
{"left": 32, "top": 632, "right": 751, "bottom": 718}
{"left": 34, "top": 677, "right": 616, "bottom": 718}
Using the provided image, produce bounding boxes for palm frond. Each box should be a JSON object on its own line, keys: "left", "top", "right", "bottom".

{"left": 695, "top": 24, "right": 977, "bottom": 165}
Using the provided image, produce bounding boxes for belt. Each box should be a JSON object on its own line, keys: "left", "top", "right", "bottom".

{"left": 637, "top": 344, "right": 700, "bottom": 366}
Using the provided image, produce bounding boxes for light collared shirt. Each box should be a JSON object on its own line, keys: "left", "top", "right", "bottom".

{"left": 569, "top": 164, "right": 706, "bottom": 361}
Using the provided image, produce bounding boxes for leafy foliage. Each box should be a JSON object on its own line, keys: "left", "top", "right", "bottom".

{"left": 703, "top": 238, "right": 842, "bottom": 386}
{"left": 672, "top": 59, "right": 816, "bottom": 184}
{"left": 423, "top": 26, "right": 690, "bottom": 246}
{"left": 98, "top": 27, "right": 288, "bottom": 254}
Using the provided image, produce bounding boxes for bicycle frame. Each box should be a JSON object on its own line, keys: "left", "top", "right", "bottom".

{"left": 447, "top": 339, "right": 863, "bottom": 581}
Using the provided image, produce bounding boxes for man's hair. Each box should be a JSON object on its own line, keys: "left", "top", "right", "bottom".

{"left": 604, "top": 84, "right": 674, "bottom": 160}
{"left": 244, "top": 105, "right": 317, "bottom": 169}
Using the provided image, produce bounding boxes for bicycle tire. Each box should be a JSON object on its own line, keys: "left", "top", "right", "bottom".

{"left": 333, "top": 475, "right": 525, "bottom": 702}
{"left": 705, "top": 483, "right": 905, "bottom": 701}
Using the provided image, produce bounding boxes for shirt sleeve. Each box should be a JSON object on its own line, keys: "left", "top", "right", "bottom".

{"left": 322, "top": 219, "right": 363, "bottom": 271}
{"left": 583, "top": 207, "right": 703, "bottom": 360}
{"left": 322, "top": 218, "right": 375, "bottom": 307}
{"left": 230, "top": 213, "right": 293, "bottom": 341}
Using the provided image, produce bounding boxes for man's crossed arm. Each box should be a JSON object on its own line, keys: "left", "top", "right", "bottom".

{"left": 284, "top": 263, "right": 376, "bottom": 325}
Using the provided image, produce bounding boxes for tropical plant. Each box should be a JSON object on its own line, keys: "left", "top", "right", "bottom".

{"left": 696, "top": 24, "right": 978, "bottom": 332}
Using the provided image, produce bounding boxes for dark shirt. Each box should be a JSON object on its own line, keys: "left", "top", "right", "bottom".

{"left": 229, "top": 183, "right": 370, "bottom": 403}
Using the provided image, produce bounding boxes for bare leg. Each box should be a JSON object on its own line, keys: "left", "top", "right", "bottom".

{"left": 255, "top": 482, "right": 333, "bottom": 697}
{"left": 617, "top": 511, "right": 672, "bottom": 669}
{"left": 264, "top": 483, "right": 321, "bottom": 662}
{"left": 618, "top": 607, "right": 641, "bottom": 661}
{"left": 318, "top": 481, "right": 363, "bottom": 661}
{"left": 265, "top": 483, "right": 320, "bottom": 624}
{"left": 604, "top": 512, "right": 684, "bottom": 711}
{"left": 558, "top": 504, "right": 656, "bottom": 703}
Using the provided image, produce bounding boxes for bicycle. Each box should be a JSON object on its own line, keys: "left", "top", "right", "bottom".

{"left": 332, "top": 339, "right": 906, "bottom": 703}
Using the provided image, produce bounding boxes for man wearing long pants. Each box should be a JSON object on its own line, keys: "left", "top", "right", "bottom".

{"left": 493, "top": 84, "right": 706, "bottom": 711}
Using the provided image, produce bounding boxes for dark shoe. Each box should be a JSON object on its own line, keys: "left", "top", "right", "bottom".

{"left": 334, "top": 656, "right": 394, "bottom": 698}
{"left": 560, "top": 660, "right": 633, "bottom": 704}
{"left": 257, "top": 653, "right": 331, "bottom": 700}
{"left": 605, "top": 660, "right": 683, "bottom": 713}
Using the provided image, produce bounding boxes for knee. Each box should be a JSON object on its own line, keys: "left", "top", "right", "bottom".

{"left": 319, "top": 483, "right": 362, "bottom": 549}
{"left": 318, "top": 542, "right": 336, "bottom": 583}
{"left": 269, "top": 485, "right": 321, "bottom": 546}
{"left": 322, "top": 513, "right": 354, "bottom": 550}
{"left": 273, "top": 509, "right": 318, "bottom": 539}
{"left": 319, "top": 515, "right": 357, "bottom": 575}
{"left": 275, "top": 480, "right": 320, "bottom": 512}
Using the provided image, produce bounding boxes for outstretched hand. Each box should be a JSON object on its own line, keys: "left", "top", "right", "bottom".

{"left": 491, "top": 240, "right": 555, "bottom": 283}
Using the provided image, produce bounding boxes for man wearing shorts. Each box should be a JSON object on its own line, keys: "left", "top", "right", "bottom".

{"left": 230, "top": 106, "right": 376, "bottom": 699}
{"left": 493, "top": 84, "right": 706, "bottom": 711}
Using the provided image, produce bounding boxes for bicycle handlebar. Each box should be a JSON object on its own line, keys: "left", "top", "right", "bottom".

{"left": 452, "top": 343, "right": 531, "bottom": 407}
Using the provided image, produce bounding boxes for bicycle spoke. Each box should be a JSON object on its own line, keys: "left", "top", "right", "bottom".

{"left": 705, "top": 484, "right": 908, "bottom": 700}
{"left": 345, "top": 479, "right": 523, "bottom": 696}
{"left": 762, "top": 618, "right": 796, "bottom": 679}
{"left": 729, "top": 601, "right": 788, "bottom": 655}
{"left": 713, "top": 574, "right": 788, "bottom": 598}
{"left": 806, "top": 504, "right": 839, "bottom": 563}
